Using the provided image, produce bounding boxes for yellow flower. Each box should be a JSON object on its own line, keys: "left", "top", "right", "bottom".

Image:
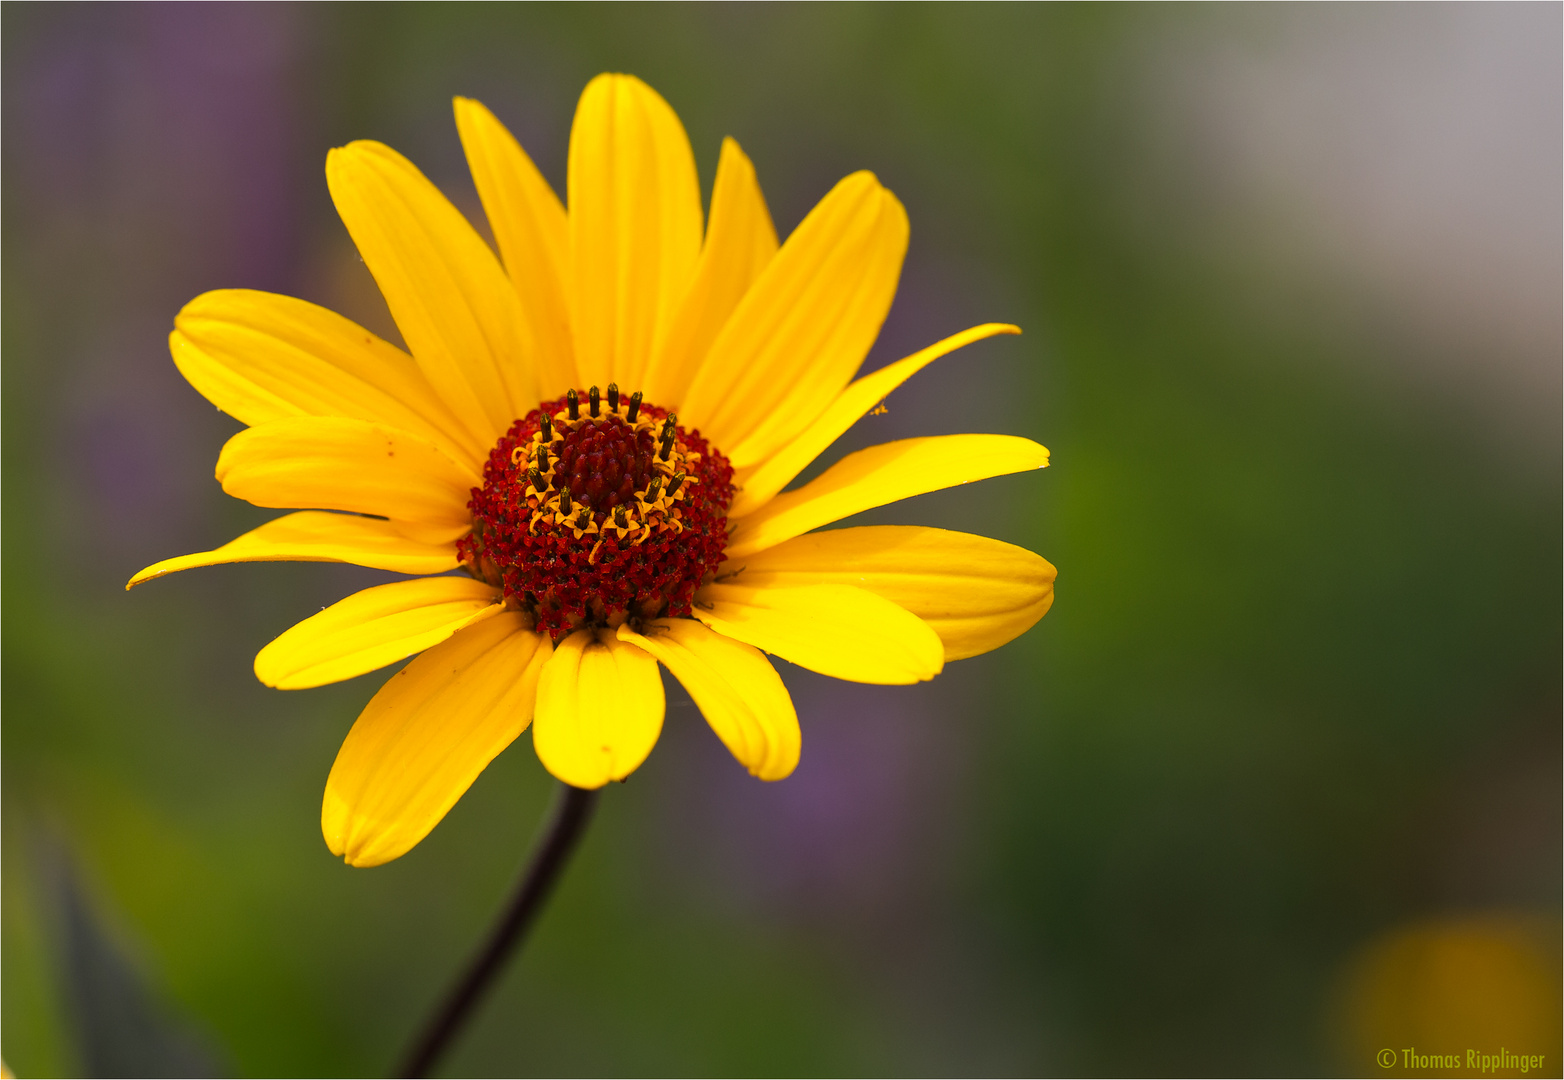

{"left": 129, "top": 75, "right": 1055, "bottom": 867}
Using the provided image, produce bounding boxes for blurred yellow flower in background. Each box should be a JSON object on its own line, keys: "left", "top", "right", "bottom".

{"left": 1333, "top": 914, "right": 1562, "bottom": 1075}
{"left": 128, "top": 74, "right": 1054, "bottom": 868}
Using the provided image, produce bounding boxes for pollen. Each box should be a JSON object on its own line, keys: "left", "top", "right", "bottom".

{"left": 459, "top": 387, "right": 735, "bottom": 640}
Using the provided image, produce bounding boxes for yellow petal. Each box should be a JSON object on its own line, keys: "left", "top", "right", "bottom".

{"left": 214, "top": 416, "right": 478, "bottom": 541}
{"left": 327, "top": 140, "right": 537, "bottom": 447}
{"left": 323, "top": 614, "right": 548, "bottom": 866}
{"left": 725, "top": 526, "right": 1055, "bottom": 661}
{"left": 255, "top": 577, "right": 504, "bottom": 690}
{"left": 724, "top": 434, "right": 1049, "bottom": 561}
{"left": 170, "top": 289, "right": 483, "bottom": 469}
{"left": 453, "top": 97, "right": 577, "bottom": 397}
{"left": 617, "top": 619, "right": 798, "bottom": 781}
{"left": 729, "top": 323, "right": 1020, "bottom": 517}
{"left": 127, "top": 512, "right": 459, "bottom": 589}
{"left": 533, "top": 628, "right": 664, "bottom": 789}
{"left": 643, "top": 137, "right": 778, "bottom": 408}
{"left": 692, "top": 582, "right": 943, "bottom": 685}
{"left": 567, "top": 74, "right": 703, "bottom": 392}
{"left": 680, "top": 171, "right": 907, "bottom": 463}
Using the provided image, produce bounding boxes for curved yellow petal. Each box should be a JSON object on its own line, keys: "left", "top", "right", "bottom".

{"left": 214, "top": 416, "right": 478, "bottom": 541}
{"left": 453, "top": 97, "right": 577, "bottom": 397}
{"left": 326, "top": 140, "right": 537, "bottom": 447}
{"left": 127, "top": 511, "right": 459, "bottom": 589}
{"left": 725, "top": 526, "right": 1055, "bottom": 661}
{"left": 680, "top": 171, "right": 907, "bottom": 463}
{"left": 533, "top": 628, "right": 664, "bottom": 789}
{"left": 724, "top": 434, "right": 1049, "bottom": 561}
{"left": 255, "top": 577, "right": 504, "bottom": 690}
{"left": 567, "top": 73, "right": 703, "bottom": 392}
{"left": 643, "top": 137, "right": 778, "bottom": 408}
{"left": 323, "top": 615, "right": 547, "bottom": 866}
{"left": 617, "top": 619, "right": 798, "bottom": 781}
{"left": 692, "top": 582, "right": 943, "bottom": 685}
{"left": 729, "top": 323, "right": 1020, "bottom": 517}
{"left": 170, "top": 289, "right": 483, "bottom": 468}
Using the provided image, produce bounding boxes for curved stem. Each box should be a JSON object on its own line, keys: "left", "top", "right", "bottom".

{"left": 396, "top": 782, "right": 600, "bottom": 1079}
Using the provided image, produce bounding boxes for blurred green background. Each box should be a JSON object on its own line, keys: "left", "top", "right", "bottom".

{"left": 4, "top": 4, "right": 1559, "bottom": 1077}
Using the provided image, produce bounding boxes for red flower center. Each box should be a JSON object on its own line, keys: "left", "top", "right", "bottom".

{"left": 460, "top": 386, "right": 734, "bottom": 641}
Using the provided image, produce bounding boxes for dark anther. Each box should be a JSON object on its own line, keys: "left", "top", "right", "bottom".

{"left": 566, "top": 389, "right": 580, "bottom": 420}
{"left": 575, "top": 507, "right": 592, "bottom": 529}
{"left": 540, "top": 413, "right": 552, "bottom": 441}
{"left": 614, "top": 506, "right": 629, "bottom": 529}
{"left": 658, "top": 415, "right": 677, "bottom": 461}
{"left": 665, "top": 472, "right": 686, "bottom": 497}
{"left": 626, "top": 391, "right": 642, "bottom": 422}
{"left": 607, "top": 383, "right": 620, "bottom": 411}
{"left": 589, "top": 385, "right": 600, "bottom": 417}
{"left": 645, "top": 476, "right": 663, "bottom": 501}
{"left": 535, "top": 445, "right": 548, "bottom": 472}
{"left": 558, "top": 479, "right": 571, "bottom": 504}
{"left": 528, "top": 467, "right": 545, "bottom": 491}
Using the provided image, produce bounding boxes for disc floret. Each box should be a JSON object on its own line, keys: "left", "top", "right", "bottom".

{"left": 460, "top": 387, "right": 734, "bottom": 640}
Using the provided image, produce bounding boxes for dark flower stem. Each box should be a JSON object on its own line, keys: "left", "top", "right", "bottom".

{"left": 396, "top": 782, "right": 600, "bottom": 1079}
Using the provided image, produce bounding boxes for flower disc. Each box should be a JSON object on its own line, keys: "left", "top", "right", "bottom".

{"left": 460, "top": 387, "right": 735, "bottom": 640}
